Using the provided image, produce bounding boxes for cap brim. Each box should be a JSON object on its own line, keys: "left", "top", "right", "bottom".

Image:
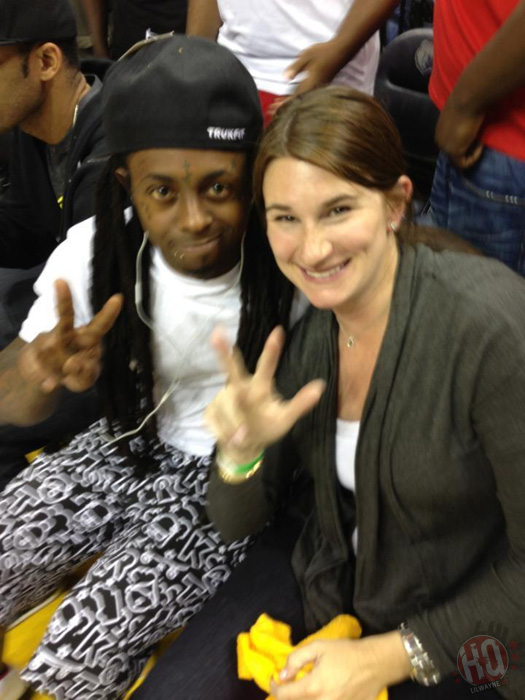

{"left": 0, "top": 38, "right": 31, "bottom": 44}
{"left": 0, "top": 35, "right": 76, "bottom": 45}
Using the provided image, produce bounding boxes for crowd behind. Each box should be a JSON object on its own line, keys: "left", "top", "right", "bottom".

{"left": 0, "top": 1, "right": 524, "bottom": 699}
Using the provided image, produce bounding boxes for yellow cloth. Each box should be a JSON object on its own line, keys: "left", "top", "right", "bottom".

{"left": 4, "top": 591, "right": 66, "bottom": 700}
{"left": 237, "top": 613, "right": 388, "bottom": 700}
{"left": 25, "top": 448, "right": 43, "bottom": 464}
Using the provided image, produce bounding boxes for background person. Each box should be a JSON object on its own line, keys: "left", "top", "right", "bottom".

{"left": 81, "top": 0, "right": 188, "bottom": 58}
{"left": 187, "top": 0, "right": 400, "bottom": 124}
{"left": 0, "top": 0, "right": 106, "bottom": 339}
{"left": 0, "top": 0, "right": 108, "bottom": 489}
{"left": 428, "top": 0, "right": 525, "bottom": 274}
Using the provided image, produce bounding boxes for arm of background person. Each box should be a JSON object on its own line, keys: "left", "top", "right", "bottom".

{"left": 186, "top": 0, "right": 222, "bottom": 39}
{"left": 80, "top": 0, "right": 110, "bottom": 58}
{"left": 0, "top": 338, "right": 61, "bottom": 426}
{"left": 0, "top": 142, "right": 58, "bottom": 268}
{"left": 0, "top": 205, "right": 56, "bottom": 268}
{"left": 68, "top": 159, "right": 108, "bottom": 232}
{"left": 435, "top": 0, "right": 525, "bottom": 168}
{"left": 286, "top": 0, "right": 400, "bottom": 95}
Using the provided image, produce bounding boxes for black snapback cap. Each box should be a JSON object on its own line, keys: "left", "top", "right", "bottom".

{"left": 0, "top": 0, "right": 77, "bottom": 45}
{"left": 102, "top": 34, "right": 263, "bottom": 155}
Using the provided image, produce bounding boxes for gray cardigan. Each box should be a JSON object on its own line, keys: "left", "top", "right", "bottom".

{"left": 207, "top": 244, "right": 525, "bottom": 692}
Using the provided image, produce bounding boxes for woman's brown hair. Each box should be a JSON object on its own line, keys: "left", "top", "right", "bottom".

{"left": 253, "top": 86, "right": 482, "bottom": 256}
{"left": 253, "top": 86, "right": 408, "bottom": 212}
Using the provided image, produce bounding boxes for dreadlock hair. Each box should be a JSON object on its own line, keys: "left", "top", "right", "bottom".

{"left": 91, "top": 155, "right": 156, "bottom": 464}
{"left": 236, "top": 151, "right": 295, "bottom": 374}
{"left": 90, "top": 149, "right": 293, "bottom": 465}
{"left": 254, "top": 86, "right": 412, "bottom": 236}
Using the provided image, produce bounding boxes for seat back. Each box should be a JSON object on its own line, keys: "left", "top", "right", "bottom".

{"left": 0, "top": 131, "right": 13, "bottom": 198}
{"left": 80, "top": 57, "right": 114, "bottom": 81}
{"left": 374, "top": 28, "right": 438, "bottom": 200}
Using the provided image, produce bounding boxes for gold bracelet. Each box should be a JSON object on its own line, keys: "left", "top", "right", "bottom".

{"left": 217, "top": 450, "right": 264, "bottom": 484}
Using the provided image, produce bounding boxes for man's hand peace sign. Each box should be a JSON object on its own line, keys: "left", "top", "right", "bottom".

{"left": 206, "top": 326, "right": 325, "bottom": 465}
{"left": 18, "top": 279, "right": 123, "bottom": 394}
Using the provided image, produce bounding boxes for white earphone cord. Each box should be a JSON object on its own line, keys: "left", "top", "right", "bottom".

{"left": 104, "top": 230, "right": 245, "bottom": 445}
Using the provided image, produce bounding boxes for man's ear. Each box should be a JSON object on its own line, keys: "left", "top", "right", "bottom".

{"left": 114, "top": 167, "right": 131, "bottom": 193}
{"left": 34, "top": 42, "right": 62, "bottom": 82}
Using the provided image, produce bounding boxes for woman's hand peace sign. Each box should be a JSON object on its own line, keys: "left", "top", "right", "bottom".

{"left": 18, "top": 279, "right": 123, "bottom": 394}
{"left": 206, "top": 326, "right": 325, "bottom": 464}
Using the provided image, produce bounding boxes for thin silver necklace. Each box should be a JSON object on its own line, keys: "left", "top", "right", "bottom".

{"left": 338, "top": 303, "right": 391, "bottom": 349}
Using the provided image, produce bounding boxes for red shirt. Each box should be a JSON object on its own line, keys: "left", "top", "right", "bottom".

{"left": 430, "top": 0, "right": 525, "bottom": 161}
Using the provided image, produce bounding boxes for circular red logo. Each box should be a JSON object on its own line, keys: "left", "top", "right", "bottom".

{"left": 457, "top": 635, "right": 509, "bottom": 686}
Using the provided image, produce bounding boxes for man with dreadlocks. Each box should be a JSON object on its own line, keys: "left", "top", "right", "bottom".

{"left": 0, "top": 35, "right": 294, "bottom": 700}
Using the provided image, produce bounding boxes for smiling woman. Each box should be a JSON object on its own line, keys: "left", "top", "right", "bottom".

{"left": 254, "top": 87, "right": 412, "bottom": 339}
{"left": 175, "top": 86, "right": 525, "bottom": 700}
{"left": 251, "top": 88, "right": 415, "bottom": 425}
{"left": 263, "top": 157, "right": 407, "bottom": 319}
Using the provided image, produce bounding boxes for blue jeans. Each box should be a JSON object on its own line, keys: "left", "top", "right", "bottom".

{"left": 429, "top": 148, "right": 525, "bottom": 275}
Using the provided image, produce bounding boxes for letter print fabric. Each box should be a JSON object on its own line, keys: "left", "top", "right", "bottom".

{"left": 0, "top": 419, "right": 251, "bottom": 699}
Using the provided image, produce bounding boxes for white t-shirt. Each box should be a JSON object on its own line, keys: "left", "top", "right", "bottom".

{"left": 20, "top": 215, "right": 241, "bottom": 457}
{"left": 217, "top": 0, "right": 380, "bottom": 95}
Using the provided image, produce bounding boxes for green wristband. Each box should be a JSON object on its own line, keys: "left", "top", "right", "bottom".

{"left": 231, "top": 452, "right": 264, "bottom": 475}
{"left": 216, "top": 450, "right": 264, "bottom": 478}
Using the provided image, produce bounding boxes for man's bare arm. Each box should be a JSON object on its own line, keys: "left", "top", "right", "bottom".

{"left": 0, "top": 282, "right": 122, "bottom": 427}
{"left": 80, "top": 0, "right": 110, "bottom": 58}
{"left": 436, "top": 1, "right": 525, "bottom": 168}
{"left": 186, "top": 0, "right": 222, "bottom": 38}
{"left": 0, "top": 338, "right": 60, "bottom": 426}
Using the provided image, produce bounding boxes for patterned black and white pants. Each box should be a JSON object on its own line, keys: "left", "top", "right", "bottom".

{"left": 0, "top": 419, "right": 251, "bottom": 699}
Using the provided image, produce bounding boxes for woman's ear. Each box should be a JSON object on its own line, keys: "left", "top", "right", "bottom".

{"left": 387, "top": 175, "right": 413, "bottom": 223}
{"left": 114, "top": 167, "right": 131, "bottom": 194}
{"left": 397, "top": 175, "right": 413, "bottom": 207}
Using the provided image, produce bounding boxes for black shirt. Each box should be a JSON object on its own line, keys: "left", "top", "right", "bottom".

{"left": 112, "top": 0, "right": 188, "bottom": 58}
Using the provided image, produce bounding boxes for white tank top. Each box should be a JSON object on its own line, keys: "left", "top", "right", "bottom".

{"left": 336, "top": 418, "right": 360, "bottom": 490}
{"left": 336, "top": 418, "right": 360, "bottom": 551}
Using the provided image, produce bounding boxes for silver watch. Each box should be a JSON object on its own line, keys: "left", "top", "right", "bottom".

{"left": 399, "top": 622, "right": 442, "bottom": 686}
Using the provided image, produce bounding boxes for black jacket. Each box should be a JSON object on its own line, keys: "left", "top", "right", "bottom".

{"left": 0, "top": 76, "right": 106, "bottom": 269}
{"left": 208, "top": 245, "right": 525, "bottom": 691}
{"left": 112, "top": 0, "right": 187, "bottom": 58}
